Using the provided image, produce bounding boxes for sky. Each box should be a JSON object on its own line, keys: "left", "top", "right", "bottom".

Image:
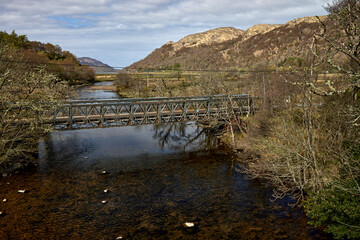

{"left": 0, "top": 0, "right": 332, "bottom": 68}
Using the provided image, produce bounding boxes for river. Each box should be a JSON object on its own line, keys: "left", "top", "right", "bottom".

{"left": 0, "top": 82, "right": 330, "bottom": 239}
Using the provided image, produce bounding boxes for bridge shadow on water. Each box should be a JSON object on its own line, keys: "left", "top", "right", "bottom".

{"left": 0, "top": 122, "right": 330, "bottom": 239}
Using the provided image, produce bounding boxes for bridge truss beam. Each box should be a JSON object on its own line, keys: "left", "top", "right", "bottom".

{"left": 51, "top": 94, "right": 254, "bottom": 129}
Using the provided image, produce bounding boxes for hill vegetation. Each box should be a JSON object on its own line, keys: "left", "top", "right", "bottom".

{"left": 0, "top": 30, "right": 94, "bottom": 84}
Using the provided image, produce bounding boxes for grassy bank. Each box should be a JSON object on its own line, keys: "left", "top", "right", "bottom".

{"left": 94, "top": 73, "right": 117, "bottom": 82}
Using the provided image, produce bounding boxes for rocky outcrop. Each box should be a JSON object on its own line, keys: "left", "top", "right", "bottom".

{"left": 284, "top": 15, "right": 327, "bottom": 27}
{"left": 242, "top": 24, "right": 282, "bottom": 41}
{"left": 170, "top": 27, "right": 244, "bottom": 52}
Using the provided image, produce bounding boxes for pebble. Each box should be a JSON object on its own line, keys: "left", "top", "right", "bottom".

{"left": 104, "top": 189, "right": 109, "bottom": 193}
{"left": 102, "top": 200, "right": 107, "bottom": 204}
{"left": 101, "top": 171, "right": 107, "bottom": 174}
{"left": 116, "top": 237, "right": 123, "bottom": 239}
{"left": 0, "top": 211, "right": 4, "bottom": 216}
{"left": 184, "top": 222, "right": 195, "bottom": 228}
{"left": 18, "top": 190, "right": 27, "bottom": 193}
{"left": 3, "top": 199, "right": 7, "bottom": 202}
{"left": 84, "top": 156, "right": 88, "bottom": 159}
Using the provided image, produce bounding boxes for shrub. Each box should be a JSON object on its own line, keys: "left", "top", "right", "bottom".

{"left": 305, "top": 181, "right": 360, "bottom": 239}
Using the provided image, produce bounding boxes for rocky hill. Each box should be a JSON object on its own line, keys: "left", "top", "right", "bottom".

{"left": 169, "top": 27, "right": 244, "bottom": 52}
{"left": 77, "top": 57, "right": 116, "bottom": 73}
{"left": 128, "top": 16, "right": 331, "bottom": 70}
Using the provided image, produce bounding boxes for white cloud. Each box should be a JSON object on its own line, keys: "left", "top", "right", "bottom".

{"left": 0, "top": 0, "right": 332, "bottom": 66}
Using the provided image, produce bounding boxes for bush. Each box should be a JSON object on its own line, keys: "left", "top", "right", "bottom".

{"left": 115, "top": 72, "right": 134, "bottom": 89}
{"left": 305, "top": 182, "right": 360, "bottom": 239}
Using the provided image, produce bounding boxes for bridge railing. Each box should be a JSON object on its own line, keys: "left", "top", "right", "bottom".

{"left": 64, "top": 94, "right": 251, "bottom": 104}
{"left": 51, "top": 94, "right": 254, "bottom": 129}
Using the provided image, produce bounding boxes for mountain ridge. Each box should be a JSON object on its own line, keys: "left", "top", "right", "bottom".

{"left": 77, "top": 57, "right": 116, "bottom": 73}
{"left": 128, "top": 15, "right": 331, "bottom": 70}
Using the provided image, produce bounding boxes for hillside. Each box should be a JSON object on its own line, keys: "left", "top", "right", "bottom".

{"left": 128, "top": 16, "right": 330, "bottom": 70}
{"left": 0, "top": 30, "right": 95, "bottom": 84}
{"left": 77, "top": 57, "right": 116, "bottom": 73}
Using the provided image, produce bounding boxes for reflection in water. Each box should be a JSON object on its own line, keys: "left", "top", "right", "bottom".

{"left": 0, "top": 123, "right": 329, "bottom": 239}
{"left": 152, "top": 122, "right": 217, "bottom": 152}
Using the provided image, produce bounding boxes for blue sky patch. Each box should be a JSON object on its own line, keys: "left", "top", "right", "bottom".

{"left": 49, "top": 16, "right": 92, "bottom": 28}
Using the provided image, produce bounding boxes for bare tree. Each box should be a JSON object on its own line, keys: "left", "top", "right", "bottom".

{"left": 317, "top": 0, "right": 360, "bottom": 98}
{"left": 0, "top": 47, "right": 72, "bottom": 169}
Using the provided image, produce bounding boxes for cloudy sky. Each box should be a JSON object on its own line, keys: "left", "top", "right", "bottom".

{"left": 1, "top": 0, "right": 332, "bottom": 67}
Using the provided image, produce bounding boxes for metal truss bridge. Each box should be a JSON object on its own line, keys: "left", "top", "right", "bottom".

{"left": 52, "top": 94, "right": 254, "bottom": 129}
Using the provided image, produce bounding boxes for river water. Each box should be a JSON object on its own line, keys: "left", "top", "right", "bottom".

{"left": 77, "top": 82, "right": 119, "bottom": 99}
{"left": 0, "top": 82, "right": 330, "bottom": 239}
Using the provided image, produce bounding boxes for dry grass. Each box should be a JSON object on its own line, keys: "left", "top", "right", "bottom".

{"left": 95, "top": 73, "right": 117, "bottom": 81}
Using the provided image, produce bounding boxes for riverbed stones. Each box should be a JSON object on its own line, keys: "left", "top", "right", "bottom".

{"left": 184, "top": 222, "right": 194, "bottom": 228}
{"left": 182, "top": 221, "right": 199, "bottom": 234}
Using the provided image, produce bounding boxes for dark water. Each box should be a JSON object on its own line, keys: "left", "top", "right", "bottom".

{"left": 0, "top": 84, "right": 330, "bottom": 239}
{"left": 0, "top": 123, "right": 329, "bottom": 239}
